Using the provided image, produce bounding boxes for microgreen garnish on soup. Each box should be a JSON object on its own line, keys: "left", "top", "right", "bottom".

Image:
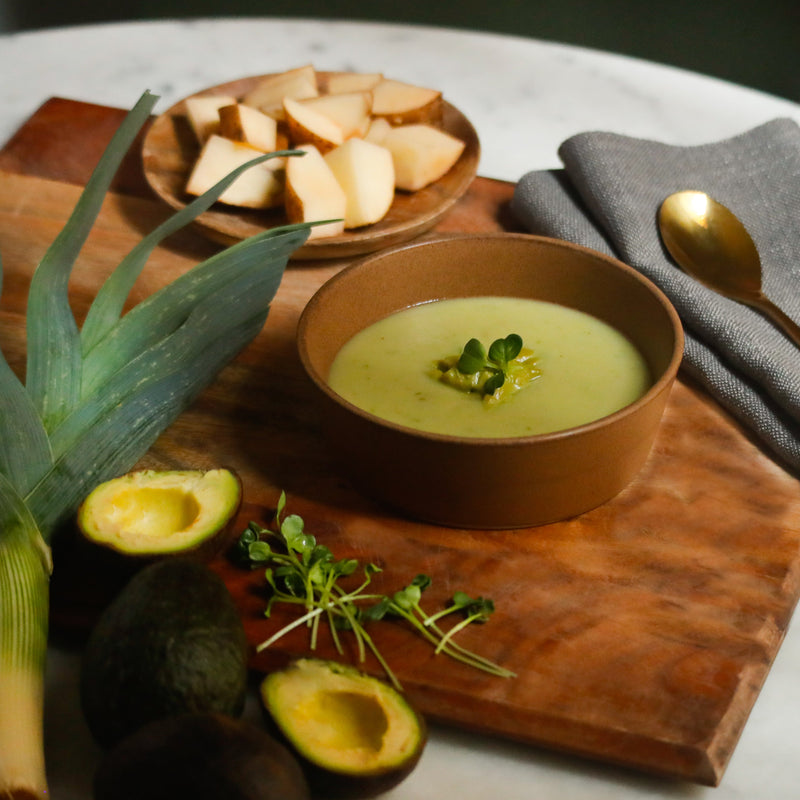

{"left": 434, "top": 333, "right": 541, "bottom": 404}
{"left": 458, "top": 334, "right": 523, "bottom": 393}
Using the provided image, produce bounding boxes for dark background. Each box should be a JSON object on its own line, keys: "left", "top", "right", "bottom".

{"left": 2, "top": 1, "right": 798, "bottom": 103}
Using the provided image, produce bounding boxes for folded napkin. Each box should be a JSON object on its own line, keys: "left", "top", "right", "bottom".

{"left": 511, "top": 118, "right": 800, "bottom": 474}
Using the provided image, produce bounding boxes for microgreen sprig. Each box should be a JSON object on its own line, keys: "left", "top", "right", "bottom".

{"left": 235, "top": 494, "right": 515, "bottom": 689}
{"left": 457, "top": 333, "right": 523, "bottom": 395}
{"left": 361, "top": 578, "right": 510, "bottom": 674}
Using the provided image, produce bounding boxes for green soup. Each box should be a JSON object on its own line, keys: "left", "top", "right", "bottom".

{"left": 328, "top": 297, "right": 652, "bottom": 438}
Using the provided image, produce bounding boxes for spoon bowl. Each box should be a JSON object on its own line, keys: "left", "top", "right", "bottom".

{"left": 658, "top": 190, "right": 800, "bottom": 347}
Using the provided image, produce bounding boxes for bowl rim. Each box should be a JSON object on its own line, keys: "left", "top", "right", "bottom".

{"left": 297, "top": 232, "right": 685, "bottom": 446}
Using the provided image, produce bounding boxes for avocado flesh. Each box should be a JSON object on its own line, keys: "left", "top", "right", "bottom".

{"left": 261, "top": 659, "right": 426, "bottom": 797}
{"left": 77, "top": 468, "right": 241, "bottom": 557}
{"left": 110, "top": 486, "right": 201, "bottom": 537}
{"left": 310, "top": 690, "right": 389, "bottom": 758}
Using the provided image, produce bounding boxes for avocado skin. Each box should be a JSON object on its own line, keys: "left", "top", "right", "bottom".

{"left": 93, "top": 712, "right": 310, "bottom": 800}
{"left": 80, "top": 559, "right": 249, "bottom": 748}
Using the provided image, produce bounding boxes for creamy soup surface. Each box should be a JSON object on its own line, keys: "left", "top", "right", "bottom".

{"left": 328, "top": 297, "right": 652, "bottom": 438}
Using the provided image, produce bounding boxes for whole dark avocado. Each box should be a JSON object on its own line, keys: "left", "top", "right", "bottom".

{"left": 93, "top": 712, "right": 310, "bottom": 800}
{"left": 80, "top": 558, "right": 248, "bottom": 747}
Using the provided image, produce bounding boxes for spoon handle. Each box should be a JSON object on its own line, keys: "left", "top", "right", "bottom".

{"left": 749, "top": 295, "right": 800, "bottom": 349}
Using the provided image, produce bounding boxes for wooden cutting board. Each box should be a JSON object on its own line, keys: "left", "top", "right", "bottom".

{"left": 2, "top": 97, "right": 800, "bottom": 788}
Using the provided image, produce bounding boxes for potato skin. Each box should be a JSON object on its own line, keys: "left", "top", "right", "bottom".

{"left": 93, "top": 713, "right": 310, "bottom": 800}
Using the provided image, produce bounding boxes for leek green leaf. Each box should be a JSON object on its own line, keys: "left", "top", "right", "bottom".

{"left": 25, "top": 91, "right": 160, "bottom": 430}
{"left": 0, "top": 473, "right": 49, "bottom": 568}
{"left": 80, "top": 149, "right": 304, "bottom": 355}
{"left": 29, "top": 225, "right": 308, "bottom": 531}
{"left": 27, "top": 309, "right": 265, "bottom": 533}
{"left": 80, "top": 224, "right": 309, "bottom": 397}
{"left": 0, "top": 260, "right": 53, "bottom": 496}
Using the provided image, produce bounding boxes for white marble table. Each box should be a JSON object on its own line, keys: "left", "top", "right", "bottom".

{"left": 1, "top": 16, "right": 799, "bottom": 800}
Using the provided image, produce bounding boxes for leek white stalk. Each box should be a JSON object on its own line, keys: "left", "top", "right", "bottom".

{"left": 0, "top": 486, "right": 49, "bottom": 799}
{"left": 0, "top": 91, "right": 311, "bottom": 797}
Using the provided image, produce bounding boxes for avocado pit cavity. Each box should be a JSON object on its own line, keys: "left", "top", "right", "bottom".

{"left": 293, "top": 687, "right": 396, "bottom": 770}
{"left": 109, "top": 486, "right": 201, "bottom": 537}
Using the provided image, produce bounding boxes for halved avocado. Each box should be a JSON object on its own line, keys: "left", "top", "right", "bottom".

{"left": 260, "top": 658, "right": 426, "bottom": 799}
{"left": 77, "top": 468, "right": 242, "bottom": 560}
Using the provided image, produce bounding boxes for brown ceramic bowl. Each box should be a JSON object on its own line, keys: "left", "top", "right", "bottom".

{"left": 297, "top": 233, "right": 684, "bottom": 529}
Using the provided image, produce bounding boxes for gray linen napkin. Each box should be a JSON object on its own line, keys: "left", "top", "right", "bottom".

{"left": 511, "top": 118, "right": 800, "bottom": 474}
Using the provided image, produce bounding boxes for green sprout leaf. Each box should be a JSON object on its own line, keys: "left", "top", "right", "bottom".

{"left": 488, "top": 333, "right": 523, "bottom": 367}
{"left": 456, "top": 338, "right": 488, "bottom": 374}
{"left": 237, "top": 493, "right": 515, "bottom": 689}
{"left": 455, "top": 333, "right": 527, "bottom": 398}
{"left": 483, "top": 371, "right": 505, "bottom": 395}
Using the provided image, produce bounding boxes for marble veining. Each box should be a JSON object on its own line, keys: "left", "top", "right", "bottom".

{"left": 1, "top": 16, "right": 799, "bottom": 800}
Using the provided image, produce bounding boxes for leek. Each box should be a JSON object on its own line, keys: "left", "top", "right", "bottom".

{"left": 0, "top": 90, "right": 311, "bottom": 797}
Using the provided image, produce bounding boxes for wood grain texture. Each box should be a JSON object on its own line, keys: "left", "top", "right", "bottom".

{"left": 1, "top": 98, "right": 799, "bottom": 787}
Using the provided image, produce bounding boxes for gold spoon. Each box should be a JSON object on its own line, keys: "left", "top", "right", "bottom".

{"left": 658, "top": 189, "right": 800, "bottom": 348}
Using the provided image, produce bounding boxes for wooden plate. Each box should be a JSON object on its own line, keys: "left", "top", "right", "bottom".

{"left": 141, "top": 72, "right": 481, "bottom": 259}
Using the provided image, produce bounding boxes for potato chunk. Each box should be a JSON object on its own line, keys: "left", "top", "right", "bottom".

{"left": 326, "top": 71, "right": 383, "bottom": 94}
{"left": 283, "top": 97, "right": 344, "bottom": 155}
{"left": 363, "top": 117, "right": 392, "bottom": 145}
{"left": 324, "top": 138, "right": 395, "bottom": 228}
{"left": 218, "top": 103, "right": 278, "bottom": 152}
{"left": 299, "top": 91, "right": 373, "bottom": 139}
{"left": 185, "top": 135, "right": 284, "bottom": 209}
{"left": 380, "top": 124, "right": 465, "bottom": 191}
{"left": 243, "top": 64, "right": 319, "bottom": 120}
{"left": 184, "top": 95, "right": 237, "bottom": 143}
{"left": 285, "top": 145, "right": 346, "bottom": 239}
{"left": 371, "top": 79, "right": 442, "bottom": 125}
